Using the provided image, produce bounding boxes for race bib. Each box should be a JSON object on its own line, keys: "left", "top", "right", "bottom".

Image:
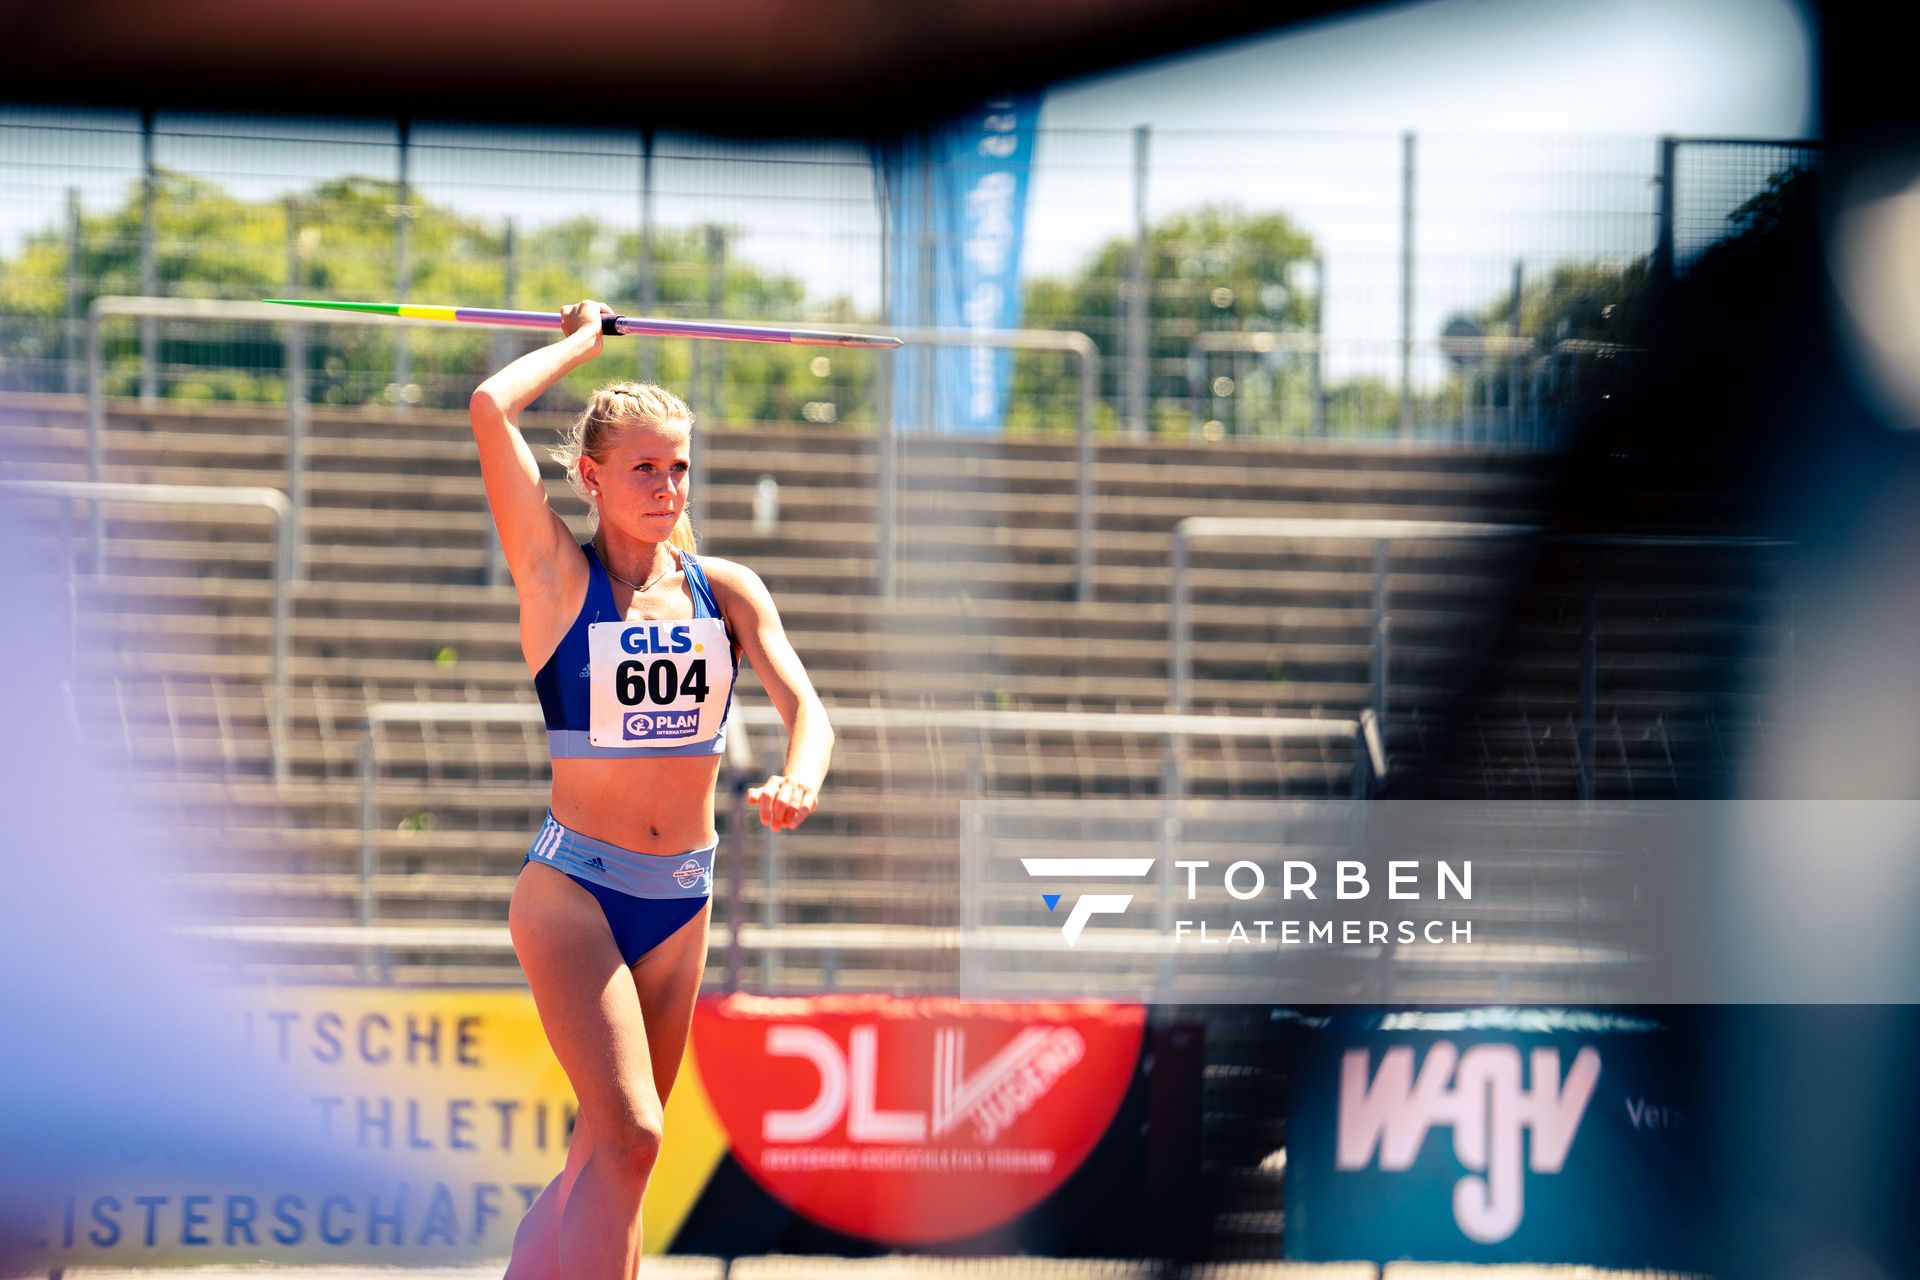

{"left": 587, "top": 618, "right": 734, "bottom": 749}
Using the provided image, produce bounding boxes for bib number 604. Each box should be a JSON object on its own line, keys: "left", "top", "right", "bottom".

{"left": 616, "top": 658, "right": 709, "bottom": 706}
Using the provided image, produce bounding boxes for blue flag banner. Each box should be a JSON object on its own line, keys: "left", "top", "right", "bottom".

{"left": 1284, "top": 1009, "right": 1706, "bottom": 1270}
{"left": 872, "top": 93, "right": 1043, "bottom": 434}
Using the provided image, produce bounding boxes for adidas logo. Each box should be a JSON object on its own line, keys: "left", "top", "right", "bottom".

{"left": 584, "top": 856, "right": 607, "bottom": 871}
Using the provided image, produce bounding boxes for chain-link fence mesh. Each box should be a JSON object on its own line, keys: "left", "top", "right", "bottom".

{"left": 1670, "top": 137, "right": 1819, "bottom": 274}
{"left": 1, "top": 111, "right": 1817, "bottom": 445}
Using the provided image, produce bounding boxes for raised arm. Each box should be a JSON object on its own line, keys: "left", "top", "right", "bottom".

{"left": 468, "top": 300, "right": 607, "bottom": 605}
{"left": 705, "top": 558, "right": 833, "bottom": 831}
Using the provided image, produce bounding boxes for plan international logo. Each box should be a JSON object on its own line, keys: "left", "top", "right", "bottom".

{"left": 623, "top": 709, "right": 700, "bottom": 741}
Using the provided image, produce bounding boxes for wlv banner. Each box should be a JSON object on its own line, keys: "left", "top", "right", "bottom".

{"left": 872, "top": 93, "right": 1043, "bottom": 434}
{"left": 1284, "top": 1009, "right": 1706, "bottom": 1270}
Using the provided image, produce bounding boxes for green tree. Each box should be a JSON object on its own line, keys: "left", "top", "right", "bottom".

{"left": 1471, "top": 259, "right": 1651, "bottom": 349}
{"left": 1447, "top": 160, "right": 1813, "bottom": 423}
{"left": 1444, "top": 257, "right": 1649, "bottom": 427}
{"left": 1013, "top": 205, "right": 1319, "bottom": 434}
{"left": 0, "top": 170, "right": 874, "bottom": 425}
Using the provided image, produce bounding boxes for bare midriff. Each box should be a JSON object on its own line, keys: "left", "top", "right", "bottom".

{"left": 550, "top": 754, "right": 723, "bottom": 855}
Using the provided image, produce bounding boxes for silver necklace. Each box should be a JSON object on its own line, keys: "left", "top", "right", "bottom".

{"left": 600, "top": 547, "right": 676, "bottom": 595}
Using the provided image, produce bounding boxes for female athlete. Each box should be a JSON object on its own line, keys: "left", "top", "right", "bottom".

{"left": 470, "top": 300, "right": 833, "bottom": 1280}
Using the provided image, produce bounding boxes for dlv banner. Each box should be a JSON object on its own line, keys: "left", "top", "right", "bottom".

{"left": 873, "top": 93, "right": 1044, "bottom": 434}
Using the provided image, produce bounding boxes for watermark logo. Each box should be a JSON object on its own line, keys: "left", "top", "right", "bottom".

{"left": 1019, "top": 858, "right": 1155, "bottom": 945}
{"left": 1336, "top": 1041, "right": 1601, "bottom": 1243}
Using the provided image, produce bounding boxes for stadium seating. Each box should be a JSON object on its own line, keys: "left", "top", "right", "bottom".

{"left": 5, "top": 387, "right": 1776, "bottom": 1268}
{"left": 0, "top": 393, "right": 1790, "bottom": 990}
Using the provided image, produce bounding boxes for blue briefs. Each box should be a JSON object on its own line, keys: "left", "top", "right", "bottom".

{"left": 522, "top": 811, "right": 712, "bottom": 965}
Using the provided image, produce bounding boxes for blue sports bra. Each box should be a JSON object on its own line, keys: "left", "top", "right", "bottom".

{"left": 534, "top": 543, "right": 738, "bottom": 759}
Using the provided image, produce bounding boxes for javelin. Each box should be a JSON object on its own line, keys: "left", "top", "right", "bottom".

{"left": 261, "top": 299, "right": 902, "bottom": 350}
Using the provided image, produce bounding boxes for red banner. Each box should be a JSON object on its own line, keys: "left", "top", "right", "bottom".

{"left": 692, "top": 994, "right": 1145, "bottom": 1245}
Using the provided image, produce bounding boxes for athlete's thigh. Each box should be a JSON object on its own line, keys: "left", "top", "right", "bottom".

{"left": 510, "top": 861, "right": 661, "bottom": 1130}
{"left": 629, "top": 900, "right": 712, "bottom": 1104}
{"left": 555, "top": 902, "right": 702, "bottom": 1188}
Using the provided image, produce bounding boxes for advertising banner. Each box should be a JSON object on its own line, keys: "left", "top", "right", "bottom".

{"left": 16, "top": 988, "right": 567, "bottom": 1264}
{"left": 873, "top": 92, "right": 1044, "bottom": 434}
{"left": 1284, "top": 1009, "right": 1705, "bottom": 1270}
{"left": 20, "top": 988, "right": 1148, "bottom": 1267}
{"left": 678, "top": 993, "right": 1146, "bottom": 1251}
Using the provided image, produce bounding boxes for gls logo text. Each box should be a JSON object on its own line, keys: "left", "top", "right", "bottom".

{"left": 1336, "top": 1041, "right": 1601, "bottom": 1244}
{"left": 1019, "top": 857, "right": 1155, "bottom": 945}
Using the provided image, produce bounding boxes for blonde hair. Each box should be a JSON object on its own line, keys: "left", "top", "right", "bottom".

{"left": 553, "top": 382, "right": 698, "bottom": 553}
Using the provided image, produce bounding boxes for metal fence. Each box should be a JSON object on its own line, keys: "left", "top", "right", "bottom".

{"left": 0, "top": 477, "right": 295, "bottom": 777}
{"left": 1664, "top": 136, "right": 1819, "bottom": 275}
{"left": 0, "top": 109, "right": 1817, "bottom": 444}
{"left": 342, "top": 701, "right": 1368, "bottom": 991}
{"left": 63, "top": 298, "right": 1105, "bottom": 601}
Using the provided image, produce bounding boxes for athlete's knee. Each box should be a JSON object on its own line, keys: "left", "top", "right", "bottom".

{"left": 595, "top": 1106, "right": 665, "bottom": 1182}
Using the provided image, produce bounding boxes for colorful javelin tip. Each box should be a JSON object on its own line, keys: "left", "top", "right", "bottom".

{"left": 262, "top": 299, "right": 400, "bottom": 314}
{"left": 261, "top": 298, "right": 902, "bottom": 349}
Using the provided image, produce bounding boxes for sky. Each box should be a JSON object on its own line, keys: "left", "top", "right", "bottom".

{"left": 1024, "top": 0, "right": 1817, "bottom": 276}
{"left": 0, "top": 0, "right": 1818, "bottom": 386}
{"left": 1023, "top": 0, "right": 1817, "bottom": 385}
{"left": 1043, "top": 0, "right": 1815, "bottom": 136}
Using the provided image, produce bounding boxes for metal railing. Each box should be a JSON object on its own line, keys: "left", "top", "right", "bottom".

{"left": 875, "top": 326, "right": 1099, "bottom": 602}
{"left": 0, "top": 478, "right": 294, "bottom": 781}
{"left": 1170, "top": 516, "right": 1537, "bottom": 726}
{"left": 1187, "top": 330, "right": 1323, "bottom": 437}
{"left": 352, "top": 699, "right": 1369, "bottom": 988}
{"left": 86, "top": 295, "right": 460, "bottom": 577}
{"left": 79, "top": 299, "right": 1103, "bottom": 603}
{"left": 1186, "top": 331, "right": 1639, "bottom": 446}
{"left": 1558, "top": 533, "right": 1789, "bottom": 799}
{"left": 1170, "top": 517, "right": 1792, "bottom": 796}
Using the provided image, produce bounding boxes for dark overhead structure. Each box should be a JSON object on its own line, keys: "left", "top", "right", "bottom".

{"left": 0, "top": 0, "right": 1346, "bottom": 134}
